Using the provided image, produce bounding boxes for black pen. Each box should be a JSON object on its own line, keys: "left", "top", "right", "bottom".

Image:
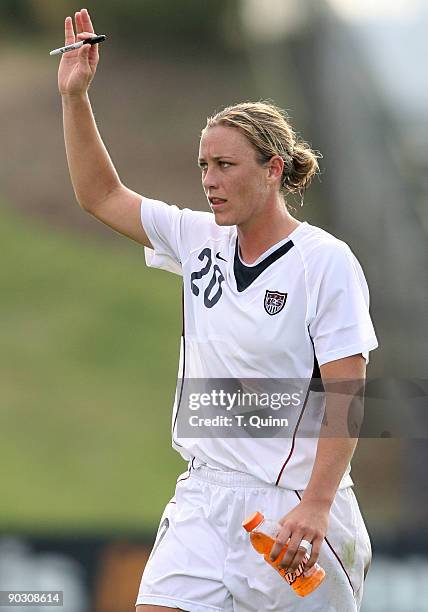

{"left": 50, "top": 35, "right": 106, "bottom": 56}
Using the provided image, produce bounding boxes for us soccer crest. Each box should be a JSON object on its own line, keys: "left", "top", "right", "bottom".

{"left": 264, "top": 290, "right": 287, "bottom": 315}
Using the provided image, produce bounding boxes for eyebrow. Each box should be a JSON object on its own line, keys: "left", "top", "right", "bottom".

{"left": 197, "top": 155, "right": 235, "bottom": 162}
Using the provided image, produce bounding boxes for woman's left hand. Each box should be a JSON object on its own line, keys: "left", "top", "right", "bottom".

{"left": 269, "top": 499, "right": 330, "bottom": 572}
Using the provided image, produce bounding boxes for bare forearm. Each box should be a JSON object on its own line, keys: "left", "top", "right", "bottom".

{"left": 303, "top": 355, "right": 366, "bottom": 508}
{"left": 302, "top": 436, "right": 357, "bottom": 508}
{"left": 62, "top": 93, "right": 121, "bottom": 211}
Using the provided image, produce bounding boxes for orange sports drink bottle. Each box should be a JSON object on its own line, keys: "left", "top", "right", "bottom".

{"left": 242, "top": 511, "right": 325, "bottom": 597}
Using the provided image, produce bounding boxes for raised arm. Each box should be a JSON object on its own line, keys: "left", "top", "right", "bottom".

{"left": 58, "top": 9, "right": 152, "bottom": 247}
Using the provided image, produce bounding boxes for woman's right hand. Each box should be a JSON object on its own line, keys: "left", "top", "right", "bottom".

{"left": 58, "top": 8, "right": 100, "bottom": 97}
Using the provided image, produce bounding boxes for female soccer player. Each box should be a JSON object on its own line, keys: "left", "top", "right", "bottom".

{"left": 58, "top": 9, "right": 378, "bottom": 612}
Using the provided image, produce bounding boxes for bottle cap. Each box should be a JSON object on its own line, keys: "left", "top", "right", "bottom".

{"left": 242, "top": 511, "right": 264, "bottom": 532}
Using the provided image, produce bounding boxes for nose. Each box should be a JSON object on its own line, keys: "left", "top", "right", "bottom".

{"left": 202, "top": 165, "right": 219, "bottom": 192}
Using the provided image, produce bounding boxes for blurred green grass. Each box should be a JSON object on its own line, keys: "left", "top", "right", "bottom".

{"left": 0, "top": 205, "right": 185, "bottom": 533}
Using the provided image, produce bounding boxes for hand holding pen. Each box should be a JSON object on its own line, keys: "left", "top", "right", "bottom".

{"left": 56, "top": 8, "right": 103, "bottom": 97}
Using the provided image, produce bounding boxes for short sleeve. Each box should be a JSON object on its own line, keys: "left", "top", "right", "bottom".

{"left": 140, "top": 196, "right": 185, "bottom": 276}
{"left": 308, "top": 244, "right": 378, "bottom": 366}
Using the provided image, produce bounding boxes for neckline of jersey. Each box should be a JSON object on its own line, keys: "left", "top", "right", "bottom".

{"left": 236, "top": 221, "right": 308, "bottom": 268}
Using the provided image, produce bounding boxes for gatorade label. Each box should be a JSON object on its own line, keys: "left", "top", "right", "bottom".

{"left": 284, "top": 555, "right": 308, "bottom": 585}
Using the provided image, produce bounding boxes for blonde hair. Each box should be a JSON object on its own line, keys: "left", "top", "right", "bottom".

{"left": 203, "top": 101, "right": 321, "bottom": 198}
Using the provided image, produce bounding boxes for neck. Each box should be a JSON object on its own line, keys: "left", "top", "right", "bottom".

{"left": 237, "top": 198, "right": 301, "bottom": 264}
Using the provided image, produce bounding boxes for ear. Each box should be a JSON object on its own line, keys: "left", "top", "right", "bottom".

{"left": 266, "top": 155, "right": 284, "bottom": 182}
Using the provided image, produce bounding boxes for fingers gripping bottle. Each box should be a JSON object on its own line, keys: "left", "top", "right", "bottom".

{"left": 242, "top": 511, "right": 325, "bottom": 597}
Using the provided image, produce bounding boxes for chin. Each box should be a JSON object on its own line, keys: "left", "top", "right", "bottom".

{"left": 212, "top": 210, "right": 237, "bottom": 227}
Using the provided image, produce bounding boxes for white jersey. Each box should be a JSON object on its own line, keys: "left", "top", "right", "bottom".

{"left": 141, "top": 197, "right": 378, "bottom": 490}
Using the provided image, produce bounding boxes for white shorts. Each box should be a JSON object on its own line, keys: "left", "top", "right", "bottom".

{"left": 136, "top": 464, "right": 371, "bottom": 612}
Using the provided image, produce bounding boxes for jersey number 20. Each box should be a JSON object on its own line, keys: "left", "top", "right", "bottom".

{"left": 190, "top": 248, "right": 225, "bottom": 308}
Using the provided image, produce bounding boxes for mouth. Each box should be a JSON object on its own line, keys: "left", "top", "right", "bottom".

{"left": 208, "top": 196, "right": 228, "bottom": 210}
